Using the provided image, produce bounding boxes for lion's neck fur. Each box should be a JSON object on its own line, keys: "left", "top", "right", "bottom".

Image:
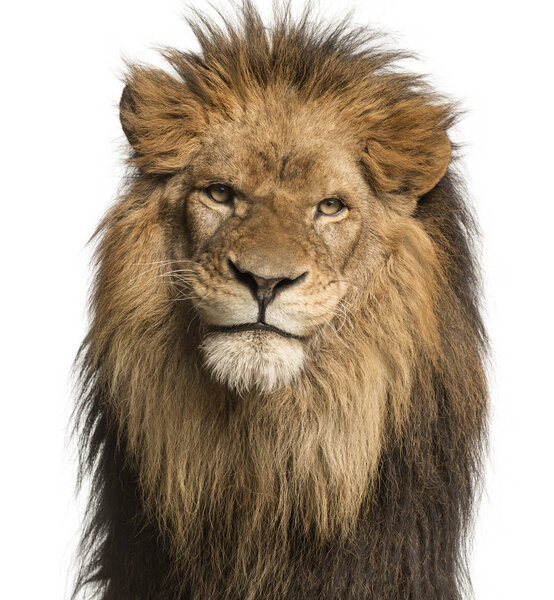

{"left": 110, "top": 311, "right": 387, "bottom": 553}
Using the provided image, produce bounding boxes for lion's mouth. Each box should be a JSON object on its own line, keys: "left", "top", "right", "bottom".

{"left": 211, "top": 322, "right": 304, "bottom": 340}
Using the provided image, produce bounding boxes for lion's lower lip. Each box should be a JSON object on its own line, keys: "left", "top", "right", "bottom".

{"left": 211, "top": 323, "right": 303, "bottom": 340}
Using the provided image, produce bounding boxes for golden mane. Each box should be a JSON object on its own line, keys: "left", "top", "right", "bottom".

{"left": 74, "top": 4, "right": 487, "bottom": 600}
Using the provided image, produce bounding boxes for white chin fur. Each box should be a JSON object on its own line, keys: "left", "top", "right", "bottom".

{"left": 200, "top": 330, "right": 305, "bottom": 393}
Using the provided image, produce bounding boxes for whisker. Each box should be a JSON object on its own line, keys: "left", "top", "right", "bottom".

{"left": 131, "top": 259, "right": 202, "bottom": 266}
{"left": 130, "top": 260, "right": 203, "bottom": 282}
{"left": 155, "top": 269, "right": 198, "bottom": 279}
{"left": 186, "top": 312, "right": 200, "bottom": 334}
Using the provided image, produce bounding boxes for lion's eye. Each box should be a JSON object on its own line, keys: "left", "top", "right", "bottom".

{"left": 317, "top": 198, "right": 345, "bottom": 216}
{"left": 205, "top": 184, "right": 235, "bottom": 204}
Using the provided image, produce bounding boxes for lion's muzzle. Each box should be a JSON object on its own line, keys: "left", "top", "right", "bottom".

{"left": 227, "top": 257, "right": 308, "bottom": 323}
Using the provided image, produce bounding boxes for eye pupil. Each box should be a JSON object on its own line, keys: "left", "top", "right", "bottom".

{"left": 205, "top": 184, "right": 234, "bottom": 204}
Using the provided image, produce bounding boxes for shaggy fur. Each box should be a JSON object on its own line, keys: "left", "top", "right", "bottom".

{"left": 74, "top": 4, "right": 487, "bottom": 600}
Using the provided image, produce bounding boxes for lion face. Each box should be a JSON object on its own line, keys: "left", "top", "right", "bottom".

{"left": 116, "top": 36, "right": 453, "bottom": 402}
{"left": 171, "top": 101, "right": 383, "bottom": 392}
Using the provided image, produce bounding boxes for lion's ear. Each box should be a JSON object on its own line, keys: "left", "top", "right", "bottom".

{"left": 119, "top": 84, "right": 138, "bottom": 148}
{"left": 119, "top": 68, "right": 203, "bottom": 173}
{"left": 360, "top": 95, "right": 453, "bottom": 198}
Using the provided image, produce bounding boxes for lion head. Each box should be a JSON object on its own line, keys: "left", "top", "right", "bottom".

{"left": 76, "top": 5, "right": 486, "bottom": 600}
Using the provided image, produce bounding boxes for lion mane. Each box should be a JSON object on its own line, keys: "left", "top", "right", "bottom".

{"left": 74, "top": 4, "right": 487, "bottom": 600}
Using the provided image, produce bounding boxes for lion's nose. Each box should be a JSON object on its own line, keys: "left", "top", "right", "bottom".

{"left": 227, "top": 258, "right": 307, "bottom": 321}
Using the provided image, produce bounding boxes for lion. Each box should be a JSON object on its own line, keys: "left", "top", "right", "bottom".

{"left": 74, "top": 3, "right": 488, "bottom": 600}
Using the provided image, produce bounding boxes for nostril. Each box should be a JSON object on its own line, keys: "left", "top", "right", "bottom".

{"left": 227, "top": 258, "right": 259, "bottom": 298}
{"left": 273, "top": 271, "right": 308, "bottom": 294}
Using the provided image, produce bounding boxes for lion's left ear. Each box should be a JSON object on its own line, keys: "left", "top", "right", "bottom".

{"left": 360, "top": 96, "right": 452, "bottom": 198}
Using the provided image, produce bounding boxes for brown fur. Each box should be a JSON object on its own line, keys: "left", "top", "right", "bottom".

{"left": 74, "top": 4, "right": 487, "bottom": 599}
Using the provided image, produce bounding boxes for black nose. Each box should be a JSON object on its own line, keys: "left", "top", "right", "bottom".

{"left": 227, "top": 258, "right": 307, "bottom": 321}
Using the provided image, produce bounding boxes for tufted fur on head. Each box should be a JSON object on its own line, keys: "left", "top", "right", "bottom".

{"left": 74, "top": 3, "right": 487, "bottom": 600}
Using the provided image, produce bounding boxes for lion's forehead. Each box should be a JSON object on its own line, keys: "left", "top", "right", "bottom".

{"left": 196, "top": 100, "right": 362, "bottom": 195}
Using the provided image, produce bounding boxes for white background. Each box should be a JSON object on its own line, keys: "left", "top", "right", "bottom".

{"left": 1, "top": 1, "right": 552, "bottom": 598}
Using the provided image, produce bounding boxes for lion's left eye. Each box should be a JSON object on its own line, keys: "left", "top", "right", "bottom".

{"left": 205, "top": 184, "right": 235, "bottom": 204}
{"left": 317, "top": 198, "right": 345, "bottom": 216}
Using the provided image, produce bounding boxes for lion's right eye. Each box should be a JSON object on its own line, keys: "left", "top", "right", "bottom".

{"left": 204, "top": 184, "right": 235, "bottom": 204}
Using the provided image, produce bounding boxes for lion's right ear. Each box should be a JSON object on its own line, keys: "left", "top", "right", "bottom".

{"left": 119, "top": 68, "right": 203, "bottom": 173}
{"left": 119, "top": 84, "right": 138, "bottom": 148}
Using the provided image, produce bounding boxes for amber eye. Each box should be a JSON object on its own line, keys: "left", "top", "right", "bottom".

{"left": 205, "top": 184, "right": 235, "bottom": 204}
{"left": 317, "top": 198, "right": 345, "bottom": 216}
